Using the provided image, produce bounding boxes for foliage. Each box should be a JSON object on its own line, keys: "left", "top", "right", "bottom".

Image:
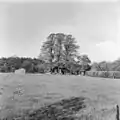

{"left": 22, "top": 60, "right": 34, "bottom": 73}
{"left": 39, "top": 33, "right": 56, "bottom": 63}
{"left": 39, "top": 33, "right": 92, "bottom": 74}
{"left": 91, "top": 62, "right": 102, "bottom": 71}
{"left": 91, "top": 59, "right": 120, "bottom": 72}
{"left": 86, "top": 71, "right": 120, "bottom": 79}
{"left": 0, "top": 57, "right": 45, "bottom": 73}
{"left": 63, "top": 34, "right": 79, "bottom": 62}
{"left": 77, "top": 55, "right": 91, "bottom": 65}
{"left": 76, "top": 55, "right": 91, "bottom": 72}
{"left": 0, "top": 33, "right": 93, "bottom": 74}
{"left": 39, "top": 33, "right": 79, "bottom": 64}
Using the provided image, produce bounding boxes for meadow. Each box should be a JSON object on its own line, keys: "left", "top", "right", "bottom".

{"left": 0, "top": 73, "right": 120, "bottom": 119}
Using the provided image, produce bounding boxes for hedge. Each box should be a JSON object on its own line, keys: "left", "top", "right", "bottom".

{"left": 86, "top": 71, "right": 120, "bottom": 79}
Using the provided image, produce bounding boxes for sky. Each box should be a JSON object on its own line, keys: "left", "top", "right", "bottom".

{"left": 0, "top": 0, "right": 120, "bottom": 62}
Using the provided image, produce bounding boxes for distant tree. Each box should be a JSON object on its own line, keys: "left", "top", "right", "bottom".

{"left": 111, "top": 59, "right": 120, "bottom": 71}
{"left": 7, "top": 57, "right": 21, "bottom": 70}
{"left": 77, "top": 54, "right": 91, "bottom": 71}
{"left": 0, "top": 57, "right": 46, "bottom": 73}
{"left": 91, "top": 61, "right": 113, "bottom": 71}
{"left": 36, "top": 64, "right": 46, "bottom": 73}
{"left": 77, "top": 55, "right": 91, "bottom": 64}
{"left": 0, "top": 66, "right": 6, "bottom": 72}
{"left": 21, "top": 60, "right": 34, "bottom": 73}
{"left": 91, "top": 62, "right": 102, "bottom": 71}
{"left": 98, "top": 61, "right": 109, "bottom": 71}
{"left": 0, "top": 58, "right": 6, "bottom": 66}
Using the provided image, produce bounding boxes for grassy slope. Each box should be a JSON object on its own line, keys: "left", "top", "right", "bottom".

{"left": 0, "top": 73, "right": 120, "bottom": 118}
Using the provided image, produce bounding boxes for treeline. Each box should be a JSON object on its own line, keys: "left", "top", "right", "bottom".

{"left": 86, "top": 59, "right": 120, "bottom": 79}
{"left": 91, "top": 59, "right": 120, "bottom": 71}
{"left": 0, "top": 56, "right": 91, "bottom": 75}
{"left": 2, "top": 32, "right": 120, "bottom": 76}
{"left": 0, "top": 33, "right": 92, "bottom": 74}
{"left": 86, "top": 71, "right": 120, "bottom": 79}
{"left": 0, "top": 57, "right": 47, "bottom": 73}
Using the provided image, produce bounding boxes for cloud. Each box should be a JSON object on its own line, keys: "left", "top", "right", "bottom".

{"left": 96, "top": 6, "right": 120, "bottom": 62}
{"left": 96, "top": 40, "right": 120, "bottom": 61}
{"left": 0, "top": 2, "right": 119, "bottom": 62}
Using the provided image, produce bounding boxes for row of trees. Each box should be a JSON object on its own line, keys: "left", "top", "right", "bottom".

{"left": 0, "top": 55, "right": 91, "bottom": 74}
{"left": 0, "top": 57, "right": 47, "bottom": 73}
{"left": 91, "top": 59, "right": 120, "bottom": 71}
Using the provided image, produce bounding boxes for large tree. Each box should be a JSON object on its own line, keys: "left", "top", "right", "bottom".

{"left": 39, "top": 33, "right": 80, "bottom": 68}
{"left": 54, "top": 33, "right": 65, "bottom": 63}
{"left": 39, "top": 33, "right": 56, "bottom": 63}
{"left": 63, "top": 34, "right": 79, "bottom": 63}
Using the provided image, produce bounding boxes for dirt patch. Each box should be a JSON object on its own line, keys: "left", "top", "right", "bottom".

{"left": 0, "top": 96, "right": 118, "bottom": 120}
{"left": 0, "top": 96, "right": 86, "bottom": 120}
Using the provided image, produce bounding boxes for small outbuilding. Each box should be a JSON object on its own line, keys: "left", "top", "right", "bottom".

{"left": 14, "top": 68, "right": 26, "bottom": 74}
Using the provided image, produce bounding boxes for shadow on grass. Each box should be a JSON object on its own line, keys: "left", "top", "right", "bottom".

{"left": 0, "top": 96, "right": 86, "bottom": 120}
{"left": 0, "top": 96, "right": 117, "bottom": 120}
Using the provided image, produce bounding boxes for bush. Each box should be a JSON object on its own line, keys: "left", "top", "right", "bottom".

{"left": 86, "top": 71, "right": 99, "bottom": 77}
{"left": 86, "top": 71, "right": 94, "bottom": 77}
{"left": 97, "top": 71, "right": 104, "bottom": 77}
{"left": 99, "top": 71, "right": 109, "bottom": 78}
{"left": 94, "top": 71, "right": 99, "bottom": 77}
{"left": 107, "top": 71, "right": 115, "bottom": 78}
{"left": 114, "top": 71, "right": 120, "bottom": 79}
{"left": 86, "top": 71, "right": 120, "bottom": 79}
{"left": 36, "top": 64, "right": 46, "bottom": 73}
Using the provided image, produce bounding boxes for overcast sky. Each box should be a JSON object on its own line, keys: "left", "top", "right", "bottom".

{"left": 0, "top": 0, "right": 120, "bottom": 62}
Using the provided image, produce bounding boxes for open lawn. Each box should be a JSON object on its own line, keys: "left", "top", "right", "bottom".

{"left": 0, "top": 73, "right": 120, "bottom": 119}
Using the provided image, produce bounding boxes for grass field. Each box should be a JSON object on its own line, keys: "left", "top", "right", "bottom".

{"left": 0, "top": 73, "right": 120, "bottom": 119}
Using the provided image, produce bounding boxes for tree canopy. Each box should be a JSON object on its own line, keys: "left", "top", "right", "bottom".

{"left": 0, "top": 33, "right": 93, "bottom": 74}
{"left": 39, "top": 33, "right": 80, "bottom": 64}
{"left": 1, "top": 33, "right": 120, "bottom": 74}
{"left": 39, "top": 33, "right": 91, "bottom": 74}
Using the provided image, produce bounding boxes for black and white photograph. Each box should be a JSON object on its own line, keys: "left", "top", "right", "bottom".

{"left": 0, "top": 0, "right": 120, "bottom": 119}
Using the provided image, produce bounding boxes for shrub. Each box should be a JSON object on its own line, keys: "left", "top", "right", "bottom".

{"left": 86, "top": 71, "right": 120, "bottom": 79}
{"left": 107, "top": 71, "right": 115, "bottom": 78}
{"left": 86, "top": 71, "right": 94, "bottom": 77}
{"left": 97, "top": 71, "right": 104, "bottom": 77}
{"left": 99, "top": 71, "right": 109, "bottom": 78}
{"left": 114, "top": 71, "right": 120, "bottom": 79}
{"left": 94, "top": 71, "right": 99, "bottom": 77}
{"left": 36, "top": 64, "right": 46, "bottom": 73}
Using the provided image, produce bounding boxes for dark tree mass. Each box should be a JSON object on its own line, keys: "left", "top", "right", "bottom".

{"left": 39, "top": 33, "right": 91, "bottom": 75}
{"left": 0, "top": 33, "right": 91, "bottom": 75}
{"left": 0, "top": 57, "right": 45, "bottom": 73}
{"left": 1, "top": 33, "right": 120, "bottom": 75}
